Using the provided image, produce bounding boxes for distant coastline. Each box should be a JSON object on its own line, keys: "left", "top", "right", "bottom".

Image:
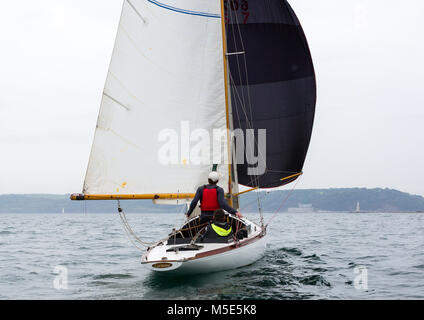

{"left": 1, "top": 188, "right": 423, "bottom": 214}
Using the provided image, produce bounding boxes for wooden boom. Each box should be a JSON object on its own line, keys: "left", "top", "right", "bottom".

{"left": 70, "top": 173, "right": 303, "bottom": 201}
{"left": 70, "top": 193, "right": 196, "bottom": 201}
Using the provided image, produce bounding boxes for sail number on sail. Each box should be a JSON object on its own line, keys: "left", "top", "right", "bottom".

{"left": 224, "top": 0, "right": 250, "bottom": 25}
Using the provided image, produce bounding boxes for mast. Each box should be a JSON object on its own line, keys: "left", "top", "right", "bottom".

{"left": 220, "top": 0, "right": 239, "bottom": 209}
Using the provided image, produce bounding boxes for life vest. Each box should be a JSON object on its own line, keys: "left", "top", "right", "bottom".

{"left": 211, "top": 223, "right": 232, "bottom": 237}
{"left": 200, "top": 186, "right": 220, "bottom": 212}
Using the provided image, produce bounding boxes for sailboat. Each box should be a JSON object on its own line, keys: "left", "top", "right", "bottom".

{"left": 71, "top": 0, "right": 316, "bottom": 274}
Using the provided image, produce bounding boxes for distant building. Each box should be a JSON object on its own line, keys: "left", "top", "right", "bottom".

{"left": 287, "top": 203, "right": 314, "bottom": 213}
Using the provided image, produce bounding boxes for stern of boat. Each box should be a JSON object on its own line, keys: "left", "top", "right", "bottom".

{"left": 141, "top": 216, "right": 267, "bottom": 274}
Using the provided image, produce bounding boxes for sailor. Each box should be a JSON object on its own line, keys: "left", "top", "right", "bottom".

{"left": 200, "top": 209, "right": 233, "bottom": 240}
{"left": 186, "top": 172, "right": 242, "bottom": 224}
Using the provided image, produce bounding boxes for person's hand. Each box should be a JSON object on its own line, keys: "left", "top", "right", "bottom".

{"left": 236, "top": 211, "right": 243, "bottom": 218}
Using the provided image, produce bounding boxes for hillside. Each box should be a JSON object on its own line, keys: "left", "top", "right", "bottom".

{"left": 240, "top": 188, "right": 424, "bottom": 213}
{"left": 1, "top": 188, "right": 423, "bottom": 213}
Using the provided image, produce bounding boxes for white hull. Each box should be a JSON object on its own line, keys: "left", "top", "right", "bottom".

{"left": 141, "top": 218, "right": 267, "bottom": 275}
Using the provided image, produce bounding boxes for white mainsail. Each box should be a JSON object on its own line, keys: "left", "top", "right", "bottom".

{"left": 83, "top": 0, "right": 231, "bottom": 196}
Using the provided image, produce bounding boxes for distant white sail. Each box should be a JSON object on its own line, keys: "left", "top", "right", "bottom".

{"left": 83, "top": 0, "right": 230, "bottom": 196}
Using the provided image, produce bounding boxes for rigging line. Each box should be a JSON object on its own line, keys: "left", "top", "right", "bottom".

{"left": 230, "top": 7, "right": 267, "bottom": 198}
{"left": 232, "top": 217, "right": 241, "bottom": 245}
{"left": 229, "top": 75, "right": 264, "bottom": 224}
{"left": 229, "top": 73, "right": 261, "bottom": 206}
{"left": 119, "top": 213, "right": 146, "bottom": 251}
{"left": 266, "top": 175, "right": 302, "bottom": 227}
{"left": 231, "top": 6, "right": 254, "bottom": 129}
{"left": 229, "top": 70, "right": 266, "bottom": 188}
{"left": 226, "top": 59, "right": 251, "bottom": 149}
{"left": 228, "top": 9, "right": 248, "bottom": 127}
{"left": 120, "top": 212, "right": 151, "bottom": 246}
{"left": 236, "top": 7, "right": 266, "bottom": 196}
{"left": 117, "top": 201, "right": 156, "bottom": 248}
{"left": 190, "top": 225, "right": 207, "bottom": 245}
{"left": 121, "top": 209, "right": 171, "bottom": 245}
{"left": 228, "top": 19, "right": 257, "bottom": 183}
{"left": 226, "top": 9, "right": 245, "bottom": 123}
{"left": 118, "top": 207, "right": 148, "bottom": 250}
{"left": 188, "top": 216, "right": 194, "bottom": 239}
{"left": 228, "top": 71, "right": 256, "bottom": 177}
{"left": 226, "top": 37, "right": 262, "bottom": 197}
{"left": 226, "top": 7, "right": 264, "bottom": 220}
{"left": 227, "top": 6, "right": 253, "bottom": 133}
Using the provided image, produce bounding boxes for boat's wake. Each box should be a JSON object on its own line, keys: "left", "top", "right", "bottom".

{"left": 141, "top": 246, "right": 332, "bottom": 300}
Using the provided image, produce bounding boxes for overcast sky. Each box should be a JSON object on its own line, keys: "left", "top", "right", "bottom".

{"left": 0, "top": 0, "right": 423, "bottom": 196}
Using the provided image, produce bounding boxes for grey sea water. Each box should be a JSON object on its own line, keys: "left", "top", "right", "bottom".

{"left": 0, "top": 212, "right": 423, "bottom": 300}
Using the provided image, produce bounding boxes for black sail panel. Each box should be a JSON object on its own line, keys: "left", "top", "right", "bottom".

{"left": 225, "top": 0, "right": 316, "bottom": 188}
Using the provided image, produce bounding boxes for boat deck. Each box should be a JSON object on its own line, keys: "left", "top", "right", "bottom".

{"left": 141, "top": 217, "right": 266, "bottom": 273}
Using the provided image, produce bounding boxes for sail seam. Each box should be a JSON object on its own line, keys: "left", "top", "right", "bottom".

{"left": 147, "top": 0, "right": 221, "bottom": 19}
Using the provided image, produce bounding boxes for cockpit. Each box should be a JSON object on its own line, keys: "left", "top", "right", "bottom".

{"left": 166, "top": 215, "right": 251, "bottom": 246}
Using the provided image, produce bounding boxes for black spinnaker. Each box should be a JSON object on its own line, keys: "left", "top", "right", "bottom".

{"left": 225, "top": 0, "right": 316, "bottom": 188}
